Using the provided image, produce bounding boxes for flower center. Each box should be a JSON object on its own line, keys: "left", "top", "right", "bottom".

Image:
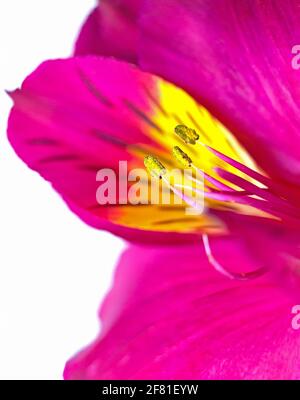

{"left": 145, "top": 124, "right": 300, "bottom": 227}
{"left": 144, "top": 124, "right": 300, "bottom": 281}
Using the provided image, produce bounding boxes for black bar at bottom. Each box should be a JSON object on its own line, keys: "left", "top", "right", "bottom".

{"left": 3, "top": 379, "right": 297, "bottom": 398}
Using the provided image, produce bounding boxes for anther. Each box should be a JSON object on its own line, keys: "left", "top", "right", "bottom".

{"left": 144, "top": 155, "right": 167, "bottom": 179}
{"left": 172, "top": 146, "right": 192, "bottom": 167}
{"left": 174, "top": 124, "right": 199, "bottom": 145}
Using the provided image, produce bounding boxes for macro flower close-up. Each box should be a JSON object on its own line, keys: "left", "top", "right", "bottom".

{"left": 3, "top": 0, "right": 300, "bottom": 381}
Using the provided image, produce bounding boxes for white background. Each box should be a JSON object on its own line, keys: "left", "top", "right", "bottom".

{"left": 0, "top": 1, "right": 125, "bottom": 379}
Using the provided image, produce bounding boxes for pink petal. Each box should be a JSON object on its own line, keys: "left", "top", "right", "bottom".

{"left": 74, "top": 1, "right": 141, "bottom": 62}
{"left": 139, "top": 0, "right": 300, "bottom": 185}
{"left": 7, "top": 56, "right": 203, "bottom": 243}
{"left": 64, "top": 239, "right": 300, "bottom": 379}
{"left": 218, "top": 212, "right": 300, "bottom": 296}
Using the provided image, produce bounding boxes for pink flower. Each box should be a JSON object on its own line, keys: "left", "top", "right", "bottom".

{"left": 6, "top": 0, "right": 300, "bottom": 379}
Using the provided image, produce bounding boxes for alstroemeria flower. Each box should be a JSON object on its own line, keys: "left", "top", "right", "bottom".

{"left": 6, "top": 0, "right": 300, "bottom": 379}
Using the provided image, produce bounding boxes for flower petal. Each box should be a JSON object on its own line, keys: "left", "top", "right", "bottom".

{"left": 139, "top": 0, "right": 300, "bottom": 184}
{"left": 74, "top": 1, "right": 141, "bottom": 62}
{"left": 218, "top": 212, "right": 300, "bottom": 296}
{"left": 64, "top": 239, "right": 300, "bottom": 379}
{"left": 8, "top": 56, "right": 230, "bottom": 241}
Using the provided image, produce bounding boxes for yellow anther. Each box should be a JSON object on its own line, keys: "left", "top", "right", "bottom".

{"left": 173, "top": 146, "right": 192, "bottom": 167}
{"left": 174, "top": 124, "right": 199, "bottom": 145}
{"left": 144, "top": 155, "right": 167, "bottom": 179}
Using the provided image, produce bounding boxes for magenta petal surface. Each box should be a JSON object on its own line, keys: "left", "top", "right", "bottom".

{"left": 64, "top": 240, "right": 300, "bottom": 380}
{"left": 219, "top": 213, "right": 300, "bottom": 296}
{"left": 75, "top": 1, "right": 141, "bottom": 62}
{"left": 139, "top": 0, "right": 300, "bottom": 184}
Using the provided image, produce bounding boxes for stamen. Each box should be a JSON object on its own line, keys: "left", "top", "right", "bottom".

{"left": 172, "top": 146, "right": 192, "bottom": 167}
{"left": 144, "top": 154, "right": 201, "bottom": 209}
{"left": 144, "top": 155, "right": 166, "bottom": 179}
{"left": 143, "top": 122, "right": 297, "bottom": 280}
{"left": 172, "top": 124, "right": 300, "bottom": 223}
{"left": 174, "top": 124, "right": 199, "bottom": 145}
{"left": 163, "top": 177, "right": 203, "bottom": 211}
{"left": 216, "top": 168, "right": 300, "bottom": 218}
{"left": 171, "top": 144, "right": 237, "bottom": 193}
{"left": 202, "top": 234, "right": 266, "bottom": 280}
{"left": 191, "top": 167, "right": 234, "bottom": 192}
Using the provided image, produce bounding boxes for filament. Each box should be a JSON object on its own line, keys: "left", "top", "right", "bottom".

{"left": 202, "top": 234, "right": 266, "bottom": 280}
